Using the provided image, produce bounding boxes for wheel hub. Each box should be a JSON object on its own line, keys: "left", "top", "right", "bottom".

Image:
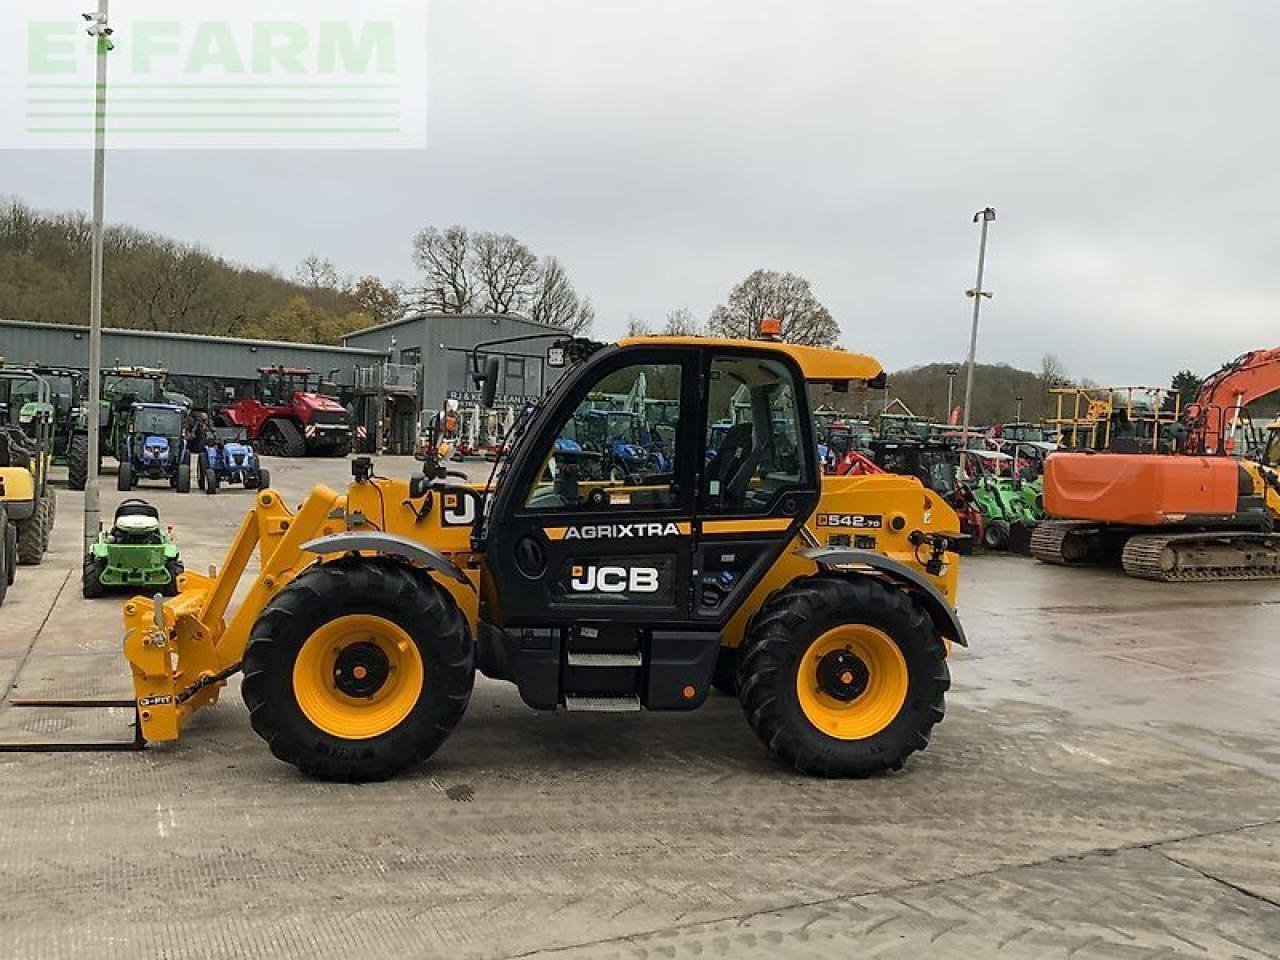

{"left": 815, "top": 649, "right": 869, "bottom": 702}
{"left": 333, "top": 641, "right": 390, "bottom": 698}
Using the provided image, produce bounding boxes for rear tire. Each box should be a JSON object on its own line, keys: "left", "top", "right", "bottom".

{"left": 242, "top": 559, "right": 474, "bottom": 781}
{"left": 43, "top": 490, "right": 56, "bottom": 549}
{"left": 16, "top": 498, "right": 47, "bottom": 566}
{"left": 67, "top": 434, "right": 89, "bottom": 491}
{"left": 256, "top": 467, "right": 271, "bottom": 490}
{"left": 117, "top": 463, "right": 133, "bottom": 492}
{"left": 82, "top": 555, "right": 107, "bottom": 599}
{"left": 4, "top": 518, "right": 16, "bottom": 586}
{"left": 738, "top": 575, "right": 948, "bottom": 778}
{"left": 204, "top": 468, "right": 219, "bottom": 495}
{"left": 176, "top": 464, "right": 192, "bottom": 494}
{"left": 0, "top": 508, "right": 9, "bottom": 606}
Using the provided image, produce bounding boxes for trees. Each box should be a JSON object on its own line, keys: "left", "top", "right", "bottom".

{"left": 410, "top": 226, "right": 474, "bottom": 313}
{"left": 708, "top": 270, "right": 839, "bottom": 347}
{"left": 529, "top": 256, "right": 594, "bottom": 335}
{"left": 663, "top": 307, "right": 701, "bottom": 336}
{"left": 0, "top": 198, "right": 374, "bottom": 345}
{"left": 410, "top": 225, "right": 594, "bottom": 335}
{"left": 1168, "top": 369, "right": 1204, "bottom": 413}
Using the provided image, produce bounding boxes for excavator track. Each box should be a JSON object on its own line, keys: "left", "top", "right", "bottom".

{"left": 1030, "top": 521, "right": 1099, "bottom": 566}
{"left": 1121, "top": 532, "right": 1280, "bottom": 582}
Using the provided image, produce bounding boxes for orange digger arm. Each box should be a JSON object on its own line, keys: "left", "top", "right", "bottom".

{"left": 123, "top": 486, "right": 346, "bottom": 742}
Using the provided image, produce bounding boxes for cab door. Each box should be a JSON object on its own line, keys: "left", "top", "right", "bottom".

{"left": 689, "top": 348, "right": 821, "bottom": 625}
{"left": 482, "top": 346, "right": 700, "bottom": 629}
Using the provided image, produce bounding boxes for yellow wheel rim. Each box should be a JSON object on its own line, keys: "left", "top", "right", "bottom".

{"left": 795, "top": 625, "right": 909, "bottom": 740}
{"left": 292, "top": 614, "right": 425, "bottom": 740}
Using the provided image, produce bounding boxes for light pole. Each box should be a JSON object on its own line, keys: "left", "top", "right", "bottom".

{"left": 960, "top": 207, "right": 996, "bottom": 447}
{"left": 82, "top": 3, "right": 113, "bottom": 551}
{"left": 1015, "top": 395, "right": 1023, "bottom": 423}
{"left": 945, "top": 366, "right": 959, "bottom": 421}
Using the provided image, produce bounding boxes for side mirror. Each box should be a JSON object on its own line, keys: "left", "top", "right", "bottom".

{"left": 480, "top": 355, "right": 500, "bottom": 409}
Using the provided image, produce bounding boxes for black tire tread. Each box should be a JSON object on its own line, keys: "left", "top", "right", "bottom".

{"left": 67, "top": 434, "right": 90, "bottom": 491}
{"left": 737, "top": 575, "right": 949, "bottom": 778}
{"left": 241, "top": 558, "right": 474, "bottom": 781}
{"left": 16, "top": 498, "right": 47, "bottom": 565}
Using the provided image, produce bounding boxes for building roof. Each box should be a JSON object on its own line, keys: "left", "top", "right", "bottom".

{"left": 0, "top": 318, "right": 386, "bottom": 357}
{"left": 617, "top": 336, "right": 884, "bottom": 382}
{"left": 343, "top": 312, "right": 561, "bottom": 341}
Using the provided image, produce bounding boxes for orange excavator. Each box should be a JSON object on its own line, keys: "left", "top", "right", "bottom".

{"left": 1032, "top": 350, "right": 1280, "bottom": 581}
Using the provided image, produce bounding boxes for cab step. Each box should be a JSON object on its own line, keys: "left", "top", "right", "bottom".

{"left": 564, "top": 694, "right": 641, "bottom": 712}
{"left": 565, "top": 652, "right": 643, "bottom": 668}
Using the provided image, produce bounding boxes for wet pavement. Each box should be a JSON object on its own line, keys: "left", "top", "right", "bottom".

{"left": 1, "top": 456, "right": 1277, "bottom": 958}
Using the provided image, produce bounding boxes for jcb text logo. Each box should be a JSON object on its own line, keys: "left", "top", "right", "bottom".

{"left": 569, "top": 565, "right": 661, "bottom": 594}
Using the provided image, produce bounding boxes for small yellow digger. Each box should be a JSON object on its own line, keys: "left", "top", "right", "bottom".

{"left": 123, "top": 332, "right": 968, "bottom": 780}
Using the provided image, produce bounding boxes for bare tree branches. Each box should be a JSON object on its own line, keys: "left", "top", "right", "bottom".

{"left": 662, "top": 307, "right": 701, "bottom": 336}
{"left": 411, "top": 225, "right": 474, "bottom": 313}
{"left": 411, "top": 225, "right": 594, "bottom": 335}
{"left": 708, "top": 269, "right": 839, "bottom": 346}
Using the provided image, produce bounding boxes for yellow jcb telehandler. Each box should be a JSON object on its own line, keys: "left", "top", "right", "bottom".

{"left": 122, "top": 332, "right": 968, "bottom": 780}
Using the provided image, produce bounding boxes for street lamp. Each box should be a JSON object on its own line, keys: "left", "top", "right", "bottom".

{"left": 945, "top": 366, "right": 960, "bottom": 420}
{"left": 82, "top": 2, "right": 112, "bottom": 551}
{"left": 960, "top": 207, "right": 996, "bottom": 446}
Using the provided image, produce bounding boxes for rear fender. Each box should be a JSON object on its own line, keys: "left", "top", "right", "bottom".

{"left": 801, "top": 547, "right": 967, "bottom": 647}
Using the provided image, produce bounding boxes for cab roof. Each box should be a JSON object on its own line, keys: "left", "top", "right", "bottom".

{"left": 617, "top": 336, "right": 883, "bottom": 383}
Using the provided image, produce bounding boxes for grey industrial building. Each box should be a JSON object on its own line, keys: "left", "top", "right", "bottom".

{"left": 0, "top": 313, "right": 569, "bottom": 453}
{"left": 341, "top": 312, "right": 566, "bottom": 406}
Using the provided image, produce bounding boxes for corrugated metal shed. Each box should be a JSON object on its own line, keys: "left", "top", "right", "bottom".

{"left": 0, "top": 318, "right": 385, "bottom": 384}
{"left": 343, "top": 313, "right": 569, "bottom": 406}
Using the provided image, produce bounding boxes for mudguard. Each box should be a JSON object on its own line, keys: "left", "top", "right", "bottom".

{"left": 301, "top": 531, "right": 471, "bottom": 586}
{"left": 800, "top": 547, "right": 968, "bottom": 647}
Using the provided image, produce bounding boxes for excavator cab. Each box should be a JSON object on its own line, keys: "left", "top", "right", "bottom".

{"left": 1264, "top": 421, "right": 1280, "bottom": 468}
{"left": 123, "top": 334, "right": 967, "bottom": 782}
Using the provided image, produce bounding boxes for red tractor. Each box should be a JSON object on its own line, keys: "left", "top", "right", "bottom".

{"left": 221, "top": 366, "right": 351, "bottom": 458}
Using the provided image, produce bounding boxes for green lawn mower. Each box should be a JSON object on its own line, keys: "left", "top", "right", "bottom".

{"left": 83, "top": 499, "right": 184, "bottom": 599}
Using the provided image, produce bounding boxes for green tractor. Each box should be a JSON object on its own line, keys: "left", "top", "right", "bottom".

{"left": 19, "top": 365, "right": 87, "bottom": 472}
{"left": 959, "top": 449, "right": 1043, "bottom": 553}
{"left": 83, "top": 499, "right": 184, "bottom": 599}
{"left": 68, "top": 366, "right": 171, "bottom": 491}
{"left": 0, "top": 370, "right": 56, "bottom": 589}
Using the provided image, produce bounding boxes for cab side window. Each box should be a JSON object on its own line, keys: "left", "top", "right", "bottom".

{"left": 703, "top": 355, "right": 810, "bottom": 513}
{"left": 522, "top": 362, "right": 682, "bottom": 511}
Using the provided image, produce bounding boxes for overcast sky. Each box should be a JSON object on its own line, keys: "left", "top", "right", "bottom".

{"left": 5, "top": 0, "right": 1278, "bottom": 383}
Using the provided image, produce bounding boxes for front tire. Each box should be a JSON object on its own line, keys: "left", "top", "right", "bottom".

{"left": 738, "top": 575, "right": 949, "bottom": 778}
{"left": 82, "top": 555, "right": 107, "bottom": 599}
{"left": 67, "top": 434, "right": 89, "bottom": 491}
{"left": 16, "top": 498, "right": 47, "bottom": 565}
{"left": 242, "top": 559, "right": 474, "bottom": 781}
{"left": 117, "top": 462, "right": 133, "bottom": 492}
{"left": 204, "top": 468, "right": 218, "bottom": 494}
{"left": 4, "top": 518, "right": 16, "bottom": 586}
{"left": 175, "top": 464, "right": 192, "bottom": 494}
{"left": 255, "top": 467, "right": 271, "bottom": 490}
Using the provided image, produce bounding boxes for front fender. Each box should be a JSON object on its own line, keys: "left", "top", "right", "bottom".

{"left": 301, "top": 531, "right": 471, "bottom": 587}
{"left": 801, "top": 547, "right": 967, "bottom": 647}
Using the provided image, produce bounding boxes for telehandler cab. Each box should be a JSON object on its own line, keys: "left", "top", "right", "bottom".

{"left": 123, "top": 333, "right": 968, "bottom": 780}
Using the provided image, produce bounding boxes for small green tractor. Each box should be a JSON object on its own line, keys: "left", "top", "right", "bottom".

{"left": 83, "top": 499, "right": 184, "bottom": 599}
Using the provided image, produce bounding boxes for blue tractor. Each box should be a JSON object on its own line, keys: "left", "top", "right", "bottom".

{"left": 116, "top": 403, "right": 191, "bottom": 493}
{"left": 198, "top": 424, "right": 271, "bottom": 494}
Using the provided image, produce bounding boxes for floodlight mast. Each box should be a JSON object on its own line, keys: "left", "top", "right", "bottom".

{"left": 83, "top": 0, "right": 111, "bottom": 551}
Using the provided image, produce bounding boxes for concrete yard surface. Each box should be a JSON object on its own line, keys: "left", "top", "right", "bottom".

{"left": 1, "top": 456, "right": 1278, "bottom": 959}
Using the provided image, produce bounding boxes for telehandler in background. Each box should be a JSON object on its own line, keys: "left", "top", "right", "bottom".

{"left": 124, "top": 328, "right": 968, "bottom": 780}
